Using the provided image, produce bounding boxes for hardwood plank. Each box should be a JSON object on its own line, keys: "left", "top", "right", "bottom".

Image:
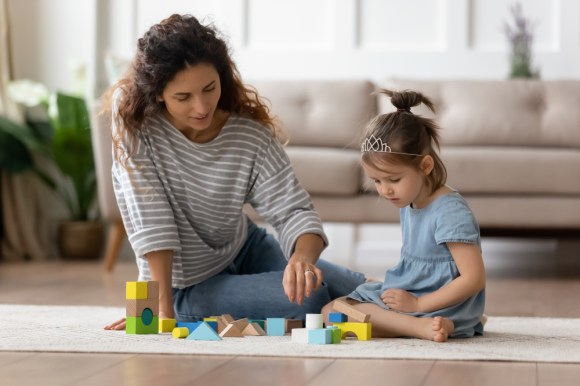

{"left": 532, "top": 279, "right": 580, "bottom": 318}
{"left": 424, "top": 361, "right": 537, "bottom": 386}
{"left": 485, "top": 278, "right": 535, "bottom": 316}
{"left": 538, "top": 363, "right": 580, "bottom": 386}
{"left": 193, "top": 357, "right": 334, "bottom": 386}
{"left": 0, "top": 353, "right": 132, "bottom": 386}
{"left": 308, "top": 359, "right": 434, "bottom": 386}
{"left": 78, "top": 354, "right": 235, "bottom": 386}
{"left": 0, "top": 352, "right": 34, "bottom": 367}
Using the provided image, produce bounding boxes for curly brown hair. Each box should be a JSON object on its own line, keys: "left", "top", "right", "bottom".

{"left": 104, "top": 14, "right": 279, "bottom": 165}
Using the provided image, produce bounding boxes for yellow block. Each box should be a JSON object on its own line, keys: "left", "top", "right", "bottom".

{"left": 159, "top": 318, "right": 177, "bottom": 333}
{"left": 172, "top": 327, "right": 190, "bottom": 339}
{"left": 126, "top": 281, "right": 148, "bottom": 300}
{"left": 333, "top": 322, "right": 372, "bottom": 341}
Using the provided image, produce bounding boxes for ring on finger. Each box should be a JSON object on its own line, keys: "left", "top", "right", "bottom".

{"left": 304, "top": 268, "right": 315, "bottom": 276}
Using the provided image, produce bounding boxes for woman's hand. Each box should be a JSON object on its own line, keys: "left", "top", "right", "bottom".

{"left": 283, "top": 255, "right": 323, "bottom": 305}
{"left": 381, "top": 288, "right": 419, "bottom": 312}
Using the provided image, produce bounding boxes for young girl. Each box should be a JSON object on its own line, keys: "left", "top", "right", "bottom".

{"left": 323, "top": 89, "right": 485, "bottom": 342}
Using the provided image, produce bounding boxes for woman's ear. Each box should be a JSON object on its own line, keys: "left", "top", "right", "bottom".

{"left": 420, "top": 155, "right": 434, "bottom": 176}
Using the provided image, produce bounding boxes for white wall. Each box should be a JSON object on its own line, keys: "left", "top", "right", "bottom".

{"left": 8, "top": 0, "right": 580, "bottom": 99}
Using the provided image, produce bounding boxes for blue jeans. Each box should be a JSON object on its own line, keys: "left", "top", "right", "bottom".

{"left": 172, "top": 222, "right": 366, "bottom": 321}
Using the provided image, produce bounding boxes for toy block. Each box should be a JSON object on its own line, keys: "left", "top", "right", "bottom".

{"left": 230, "top": 318, "right": 249, "bottom": 332}
{"left": 242, "top": 322, "right": 266, "bottom": 336}
{"left": 215, "top": 318, "right": 227, "bottom": 333}
{"left": 305, "top": 313, "right": 323, "bottom": 329}
{"left": 159, "top": 318, "right": 176, "bottom": 333}
{"left": 327, "top": 326, "right": 342, "bottom": 344}
{"left": 172, "top": 327, "right": 190, "bottom": 339}
{"left": 329, "top": 312, "right": 347, "bottom": 323}
{"left": 176, "top": 321, "right": 201, "bottom": 331}
{"left": 204, "top": 317, "right": 218, "bottom": 322}
{"left": 126, "top": 298, "right": 158, "bottom": 317}
{"left": 219, "top": 323, "right": 244, "bottom": 338}
{"left": 291, "top": 328, "right": 309, "bottom": 343}
{"left": 186, "top": 322, "right": 221, "bottom": 341}
{"left": 249, "top": 319, "right": 265, "bottom": 330}
{"left": 332, "top": 299, "right": 370, "bottom": 322}
{"left": 221, "top": 314, "right": 234, "bottom": 324}
{"left": 205, "top": 321, "right": 218, "bottom": 332}
{"left": 126, "top": 316, "right": 158, "bottom": 334}
{"left": 266, "top": 318, "right": 286, "bottom": 336}
{"left": 126, "top": 282, "right": 148, "bottom": 300}
{"left": 333, "top": 322, "right": 372, "bottom": 341}
{"left": 308, "top": 328, "right": 331, "bottom": 345}
{"left": 147, "top": 281, "right": 159, "bottom": 300}
{"left": 285, "top": 319, "right": 303, "bottom": 333}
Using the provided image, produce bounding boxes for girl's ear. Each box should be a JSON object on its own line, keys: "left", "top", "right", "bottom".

{"left": 420, "top": 155, "right": 435, "bottom": 176}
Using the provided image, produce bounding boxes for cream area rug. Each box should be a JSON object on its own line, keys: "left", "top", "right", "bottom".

{"left": 1, "top": 305, "right": 579, "bottom": 363}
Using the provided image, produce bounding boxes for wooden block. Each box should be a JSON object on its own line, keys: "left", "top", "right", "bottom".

{"left": 221, "top": 314, "right": 234, "bottom": 324}
{"left": 230, "top": 318, "right": 249, "bottom": 332}
{"left": 186, "top": 322, "right": 221, "bottom": 341}
{"left": 248, "top": 319, "right": 265, "bottom": 330}
{"left": 126, "top": 316, "right": 158, "bottom": 334}
{"left": 176, "top": 321, "right": 201, "bottom": 331}
{"left": 172, "top": 327, "right": 189, "bottom": 339}
{"left": 266, "top": 318, "right": 285, "bottom": 336}
{"left": 159, "top": 318, "right": 176, "bottom": 333}
{"left": 285, "top": 319, "right": 303, "bottom": 333}
{"left": 329, "top": 312, "right": 347, "bottom": 323}
{"left": 332, "top": 299, "right": 370, "bottom": 322}
{"left": 147, "top": 281, "right": 159, "bottom": 300}
{"left": 219, "top": 323, "right": 244, "bottom": 338}
{"left": 126, "top": 282, "right": 148, "bottom": 300}
{"left": 305, "top": 313, "right": 323, "bottom": 329}
{"left": 242, "top": 322, "right": 266, "bottom": 336}
{"left": 333, "top": 322, "right": 372, "bottom": 341}
{"left": 126, "top": 298, "right": 158, "bottom": 317}
{"left": 291, "top": 328, "right": 309, "bottom": 343}
{"left": 308, "top": 328, "right": 331, "bottom": 345}
{"left": 327, "top": 326, "right": 342, "bottom": 344}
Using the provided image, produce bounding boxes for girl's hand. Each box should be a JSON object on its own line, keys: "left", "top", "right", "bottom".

{"left": 283, "top": 255, "right": 323, "bottom": 305}
{"left": 381, "top": 288, "right": 419, "bottom": 312}
{"left": 104, "top": 317, "right": 126, "bottom": 330}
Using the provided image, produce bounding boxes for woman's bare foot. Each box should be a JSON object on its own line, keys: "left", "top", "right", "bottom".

{"left": 428, "top": 316, "right": 454, "bottom": 342}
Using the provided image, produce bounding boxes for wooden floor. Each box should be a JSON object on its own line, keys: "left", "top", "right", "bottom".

{"left": 1, "top": 248, "right": 580, "bottom": 386}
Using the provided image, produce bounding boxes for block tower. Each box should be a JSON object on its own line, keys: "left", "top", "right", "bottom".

{"left": 126, "top": 281, "right": 159, "bottom": 334}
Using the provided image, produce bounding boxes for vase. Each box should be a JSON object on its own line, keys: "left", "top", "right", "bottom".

{"left": 57, "top": 220, "right": 105, "bottom": 260}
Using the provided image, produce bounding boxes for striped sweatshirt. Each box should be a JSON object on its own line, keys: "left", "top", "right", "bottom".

{"left": 112, "top": 110, "right": 328, "bottom": 289}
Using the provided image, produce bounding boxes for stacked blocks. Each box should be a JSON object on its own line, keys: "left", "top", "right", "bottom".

{"left": 266, "top": 318, "right": 286, "bottom": 336}
{"left": 126, "top": 281, "right": 159, "bottom": 334}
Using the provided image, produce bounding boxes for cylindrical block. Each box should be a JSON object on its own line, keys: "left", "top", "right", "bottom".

{"left": 305, "top": 314, "right": 323, "bottom": 329}
{"left": 172, "top": 327, "right": 189, "bottom": 339}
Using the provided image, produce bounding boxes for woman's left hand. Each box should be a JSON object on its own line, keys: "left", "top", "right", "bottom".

{"left": 283, "top": 255, "right": 323, "bottom": 305}
{"left": 381, "top": 288, "right": 419, "bottom": 312}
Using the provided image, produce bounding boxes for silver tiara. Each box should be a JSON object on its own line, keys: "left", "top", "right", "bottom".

{"left": 361, "top": 135, "right": 423, "bottom": 156}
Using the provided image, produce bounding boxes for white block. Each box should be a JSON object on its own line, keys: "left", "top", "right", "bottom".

{"left": 305, "top": 313, "right": 323, "bottom": 329}
{"left": 291, "top": 328, "right": 309, "bottom": 343}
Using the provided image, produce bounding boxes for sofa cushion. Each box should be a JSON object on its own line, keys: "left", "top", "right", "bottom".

{"left": 251, "top": 80, "right": 376, "bottom": 149}
{"left": 383, "top": 79, "right": 580, "bottom": 148}
{"left": 286, "top": 147, "right": 361, "bottom": 196}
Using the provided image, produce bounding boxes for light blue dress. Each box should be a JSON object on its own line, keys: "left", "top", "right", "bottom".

{"left": 348, "top": 191, "right": 485, "bottom": 338}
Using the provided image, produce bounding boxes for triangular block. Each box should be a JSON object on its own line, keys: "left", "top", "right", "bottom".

{"left": 242, "top": 322, "right": 266, "bottom": 336}
{"left": 186, "top": 322, "right": 222, "bottom": 341}
{"left": 219, "top": 323, "right": 244, "bottom": 338}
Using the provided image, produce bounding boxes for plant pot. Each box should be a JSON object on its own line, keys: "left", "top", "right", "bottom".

{"left": 57, "top": 220, "right": 105, "bottom": 260}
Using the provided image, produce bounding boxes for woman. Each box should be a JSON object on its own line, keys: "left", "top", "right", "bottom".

{"left": 104, "top": 14, "right": 365, "bottom": 329}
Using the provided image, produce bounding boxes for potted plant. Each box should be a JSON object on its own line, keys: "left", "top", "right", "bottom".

{"left": 7, "top": 80, "right": 104, "bottom": 259}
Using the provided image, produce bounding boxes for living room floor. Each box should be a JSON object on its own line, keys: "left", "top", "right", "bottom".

{"left": 0, "top": 236, "right": 579, "bottom": 386}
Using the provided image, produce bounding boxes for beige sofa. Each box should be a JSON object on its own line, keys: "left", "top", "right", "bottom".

{"left": 92, "top": 78, "right": 580, "bottom": 269}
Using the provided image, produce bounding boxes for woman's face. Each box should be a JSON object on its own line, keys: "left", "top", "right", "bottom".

{"left": 160, "top": 62, "right": 222, "bottom": 140}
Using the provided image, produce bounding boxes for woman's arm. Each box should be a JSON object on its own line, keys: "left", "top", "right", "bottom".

{"left": 283, "top": 233, "right": 325, "bottom": 305}
{"left": 382, "top": 242, "right": 486, "bottom": 313}
{"left": 146, "top": 250, "right": 175, "bottom": 319}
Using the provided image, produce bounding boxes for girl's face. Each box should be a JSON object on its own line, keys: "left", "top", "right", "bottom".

{"left": 362, "top": 156, "right": 434, "bottom": 209}
{"left": 159, "top": 62, "right": 222, "bottom": 141}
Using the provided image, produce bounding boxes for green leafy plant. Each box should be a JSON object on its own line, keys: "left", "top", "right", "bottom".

{"left": 503, "top": 2, "right": 540, "bottom": 79}
{"left": 5, "top": 80, "right": 96, "bottom": 221}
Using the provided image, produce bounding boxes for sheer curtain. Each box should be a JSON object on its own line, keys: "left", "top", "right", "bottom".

{"left": 0, "top": 0, "right": 50, "bottom": 261}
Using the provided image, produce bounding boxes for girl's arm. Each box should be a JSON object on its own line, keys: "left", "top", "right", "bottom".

{"left": 146, "top": 250, "right": 175, "bottom": 319}
{"left": 382, "top": 242, "right": 485, "bottom": 313}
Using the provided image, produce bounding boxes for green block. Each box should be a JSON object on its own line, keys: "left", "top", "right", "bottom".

{"left": 126, "top": 316, "right": 159, "bottom": 334}
{"left": 328, "top": 326, "right": 342, "bottom": 344}
{"left": 249, "top": 319, "right": 265, "bottom": 330}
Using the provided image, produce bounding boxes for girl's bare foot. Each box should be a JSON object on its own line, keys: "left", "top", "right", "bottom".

{"left": 429, "top": 316, "right": 454, "bottom": 342}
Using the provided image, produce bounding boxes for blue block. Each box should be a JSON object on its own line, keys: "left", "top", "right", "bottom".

{"left": 176, "top": 321, "right": 201, "bottom": 332}
{"left": 266, "top": 318, "right": 286, "bottom": 336}
{"left": 186, "top": 322, "right": 222, "bottom": 341}
{"left": 329, "top": 312, "right": 347, "bottom": 323}
{"left": 308, "top": 328, "right": 331, "bottom": 345}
